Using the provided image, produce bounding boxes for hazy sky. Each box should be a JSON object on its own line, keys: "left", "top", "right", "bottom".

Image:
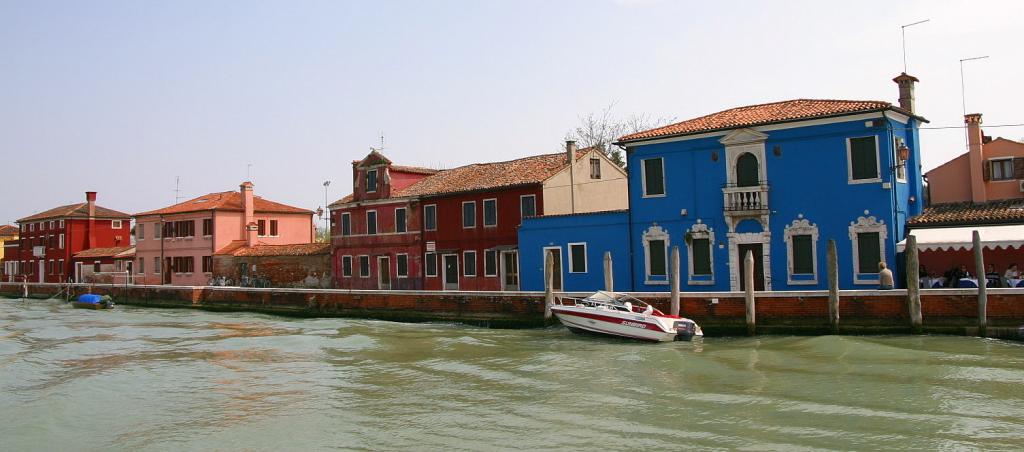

{"left": 2, "top": 0, "right": 1022, "bottom": 226}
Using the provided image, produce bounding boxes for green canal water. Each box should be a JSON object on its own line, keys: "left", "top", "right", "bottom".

{"left": 2, "top": 298, "right": 1023, "bottom": 451}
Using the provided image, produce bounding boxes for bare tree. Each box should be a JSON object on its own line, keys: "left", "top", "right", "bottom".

{"left": 564, "top": 102, "right": 676, "bottom": 167}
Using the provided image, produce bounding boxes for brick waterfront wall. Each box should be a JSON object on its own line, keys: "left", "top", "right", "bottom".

{"left": 2, "top": 283, "right": 1022, "bottom": 333}
{"left": 213, "top": 253, "right": 331, "bottom": 288}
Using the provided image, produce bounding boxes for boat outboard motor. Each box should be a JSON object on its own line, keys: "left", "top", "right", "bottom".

{"left": 673, "top": 319, "right": 698, "bottom": 341}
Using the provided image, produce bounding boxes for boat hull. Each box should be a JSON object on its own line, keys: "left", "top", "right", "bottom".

{"left": 552, "top": 306, "right": 678, "bottom": 342}
{"left": 71, "top": 301, "right": 112, "bottom": 310}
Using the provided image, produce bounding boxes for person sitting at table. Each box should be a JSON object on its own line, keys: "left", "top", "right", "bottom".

{"left": 1005, "top": 263, "right": 1020, "bottom": 280}
{"left": 878, "top": 262, "right": 894, "bottom": 290}
{"left": 946, "top": 265, "right": 971, "bottom": 287}
{"left": 985, "top": 264, "right": 1001, "bottom": 288}
{"left": 919, "top": 264, "right": 929, "bottom": 279}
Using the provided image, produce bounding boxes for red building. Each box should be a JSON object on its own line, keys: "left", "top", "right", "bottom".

{"left": 329, "top": 151, "right": 438, "bottom": 290}
{"left": 4, "top": 192, "right": 132, "bottom": 283}
{"left": 329, "top": 144, "right": 628, "bottom": 291}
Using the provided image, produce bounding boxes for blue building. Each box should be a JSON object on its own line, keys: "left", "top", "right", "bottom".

{"left": 520, "top": 73, "right": 926, "bottom": 292}
{"left": 518, "top": 210, "right": 630, "bottom": 292}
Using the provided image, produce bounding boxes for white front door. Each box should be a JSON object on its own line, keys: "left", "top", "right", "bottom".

{"left": 74, "top": 262, "right": 83, "bottom": 283}
{"left": 500, "top": 250, "right": 519, "bottom": 291}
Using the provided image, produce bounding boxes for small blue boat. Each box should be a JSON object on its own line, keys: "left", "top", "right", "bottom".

{"left": 72, "top": 294, "right": 114, "bottom": 310}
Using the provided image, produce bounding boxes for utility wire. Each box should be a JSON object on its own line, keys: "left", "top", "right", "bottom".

{"left": 919, "top": 123, "right": 1024, "bottom": 130}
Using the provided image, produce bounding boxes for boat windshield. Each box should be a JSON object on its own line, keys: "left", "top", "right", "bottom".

{"left": 584, "top": 291, "right": 648, "bottom": 308}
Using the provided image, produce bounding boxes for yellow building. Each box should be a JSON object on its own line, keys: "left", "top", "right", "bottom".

{"left": 0, "top": 224, "right": 18, "bottom": 260}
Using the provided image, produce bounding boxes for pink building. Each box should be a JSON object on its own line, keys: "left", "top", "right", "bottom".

{"left": 927, "top": 113, "right": 1024, "bottom": 204}
{"left": 133, "top": 182, "right": 314, "bottom": 286}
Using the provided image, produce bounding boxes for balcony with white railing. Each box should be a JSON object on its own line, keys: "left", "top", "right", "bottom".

{"left": 722, "top": 183, "right": 770, "bottom": 214}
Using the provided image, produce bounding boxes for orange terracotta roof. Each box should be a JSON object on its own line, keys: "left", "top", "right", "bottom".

{"left": 0, "top": 224, "right": 18, "bottom": 236}
{"left": 18, "top": 203, "right": 131, "bottom": 222}
{"left": 136, "top": 191, "right": 312, "bottom": 217}
{"left": 399, "top": 149, "right": 591, "bottom": 198}
{"left": 908, "top": 199, "right": 1024, "bottom": 227}
{"left": 216, "top": 241, "right": 330, "bottom": 257}
{"left": 73, "top": 246, "right": 134, "bottom": 259}
{"left": 618, "top": 99, "right": 920, "bottom": 142}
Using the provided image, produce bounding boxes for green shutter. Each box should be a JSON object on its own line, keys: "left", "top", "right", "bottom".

{"left": 692, "top": 238, "right": 711, "bottom": 275}
{"left": 792, "top": 235, "right": 814, "bottom": 274}
{"left": 644, "top": 159, "right": 665, "bottom": 196}
{"left": 850, "top": 137, "right": 878, "bottom": 180}
{"left": 735, "top": 153, "right": 759, "bottom": 187}
{"left": 649, "top": 240, "right": 666, "bottom": 276}
{"left": 857, "top": 232, "right": 881, "bottom": 274}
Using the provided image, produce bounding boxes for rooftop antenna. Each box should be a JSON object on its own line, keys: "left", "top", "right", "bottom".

{"left": 960, "top": 55, "right": 989, "bottom": 149}
{"left": 900, "top": 19, "right": 929, "bottom": 73}
{"left": 247, "top": 163, "right": 253, "bottom": 181}
{"left": 174, "top": 176, "right": 182, "bottom": 203}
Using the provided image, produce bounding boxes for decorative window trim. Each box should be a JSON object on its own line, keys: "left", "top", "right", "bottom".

{"left": 727, "top": 231, "right": 773, "bottom": 291}
{"left": 568, "top": 242, "right": 587, "bottom": 274}
{"left": 640, "top": 158, "right": 666, "bottom": 198}
{"left": 720, "top": 128, "right": 768, "bottom": 186}
{"left": 641, "top": 225, "right": 669, "bottom": 285}
{"left": 685, "top": 221, "right": 715, "bottom": 286}
{"left": 846, "top": 136, "right": 882, "bottom": 184}
{"left": 424, "top": 204, "right": 438, "bottom": 231}
{"left": 482, "top": 198, "right": 498, "bottom": 227}
{"left": 784, "top": 215, "right": 819, "bottom": 285}
{"left": 848, "top": 213, "right": 887, "bottom": 285}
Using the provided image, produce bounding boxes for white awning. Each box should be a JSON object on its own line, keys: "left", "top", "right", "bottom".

{"left": 897, "top": 224, "right": 1024, "bottom": 252}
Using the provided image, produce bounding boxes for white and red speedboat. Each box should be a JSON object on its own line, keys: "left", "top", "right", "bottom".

{"left": 551, "top": 291, "right": 703, "bottom": 342}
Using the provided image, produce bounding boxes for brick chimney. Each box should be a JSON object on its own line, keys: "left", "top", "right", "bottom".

{"left": 966, "top": 113, "right": 986, "bottom": 203}
{"left": 240, "top": 182, "right": 256, "bottom": 245}
{"left": 893, "top": 72, "right": 919, "bottom": 113}
{"left": 86, "top": 191, "right": 97, "bottom": 248}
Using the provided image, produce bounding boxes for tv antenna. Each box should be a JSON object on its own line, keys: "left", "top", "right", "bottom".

{"left": 900, "top": 19, "right": 929, "bottom": 73}
{"left": 174, "top": 176, "right": 183, "bottom": 203}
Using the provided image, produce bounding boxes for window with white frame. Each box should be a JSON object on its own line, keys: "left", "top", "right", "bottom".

{"left": 359, "top": 255, "right": 370, "bottom": 277}
{"left": 462, "top": 201, "right": 476, "bottom": 228}
{"left": 848, "top": 214, "right": 887, "bottom": 284}
{"left": 520, "top": 195, "right": 536, "bottom": 218}
{"left": 483, "top": 199, "right": 497, "bottom": 227}
{"left": 112, "top": 220, "right": 123, "bottom": 229}
{"left": 154, "top": 223, "right": 161, "bottom": 239}
{"left": 366, "top": 169, "right": 378, "bottom": 193}
{"left": 464, "top": 251, "right": 477, "bottom": 277}
{"left": 341, "top": 212, "right": 351, "bottom": 236}
{"left": 642, "top": 158, "right": 666, "bottom": 197}
{"left": 784, "top": 216, "right": 819, "bottom": 285}
{"left": 59, "top": 220, "right": 64, "bottom": 228}
{"left": 396, "top": 254, "right": 408, "bottom": 278}
{"left": 847, "top": 136, "right": 880, "bottom": 183}
{"left": 568, "top": 243, "right": 587, "bottom": 273}
{"left": 642, "top": 225, "right": 669, "bottom": 283}
{"left": 59, "top": 234, "right": 64, "bottom": 249}
{"left": 395, "top": 208, "right": 407, "bottom": 233}
{"left": 686, "top": 222, "right": 714, "bottom": 285}
{"left": 484, "top": 249, "right": 498, "bottom": 277}
{"left": 342, "top": 255, "right": 352, "bottom": 277}
{"left": 425, "top": 252, "right": 437, "bottom": 277}
{"left": 366, "top": 211, "right": 378, "bottom": 235}
{"left": 424, "top": 205, "right": 437, "bottom": 231}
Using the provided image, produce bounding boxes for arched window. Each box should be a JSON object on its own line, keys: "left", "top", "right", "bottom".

{"left": 736, "top": 152, "right": 759, "bottom": 187}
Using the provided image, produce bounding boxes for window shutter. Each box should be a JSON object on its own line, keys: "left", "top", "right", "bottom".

{"left": 982, "top": 161, "right": 991, "bottom": 181}
{"left": 1013, "top": 158, "right": 1024, "bottom": 179}
{"left": 857, "top": 232, "right": 881, "bottom": 274}
{"left": 649, "top": 240, "right": 667, "bottom": 276}
{"left": 792, "top": 235, "right": 813, "bottom": 274}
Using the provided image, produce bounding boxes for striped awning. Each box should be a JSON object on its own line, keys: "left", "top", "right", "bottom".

{"left": 897, "top": 224, "right": 1024, "bottom": 252}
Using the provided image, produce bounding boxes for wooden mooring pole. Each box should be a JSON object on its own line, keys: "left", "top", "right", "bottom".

{"left": 973, "top": 230, "right": 987, "bottom": 337}
{"left": 670, "top": 246, "right": 680, "bottom": 317}
{"left": 603, "top": 251, "right": 613, "bottom": 292}
{"left": 544, "top": 249, "right": 554, "bottom": 320}
{"left": 744, "top": 250, "right": 755, "bottom": 336}
{"left": 905, "top": 235, "right": 922, "bottom": 333}
{"left": 827, "top": 239, "right": 839, "bottom": 333}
